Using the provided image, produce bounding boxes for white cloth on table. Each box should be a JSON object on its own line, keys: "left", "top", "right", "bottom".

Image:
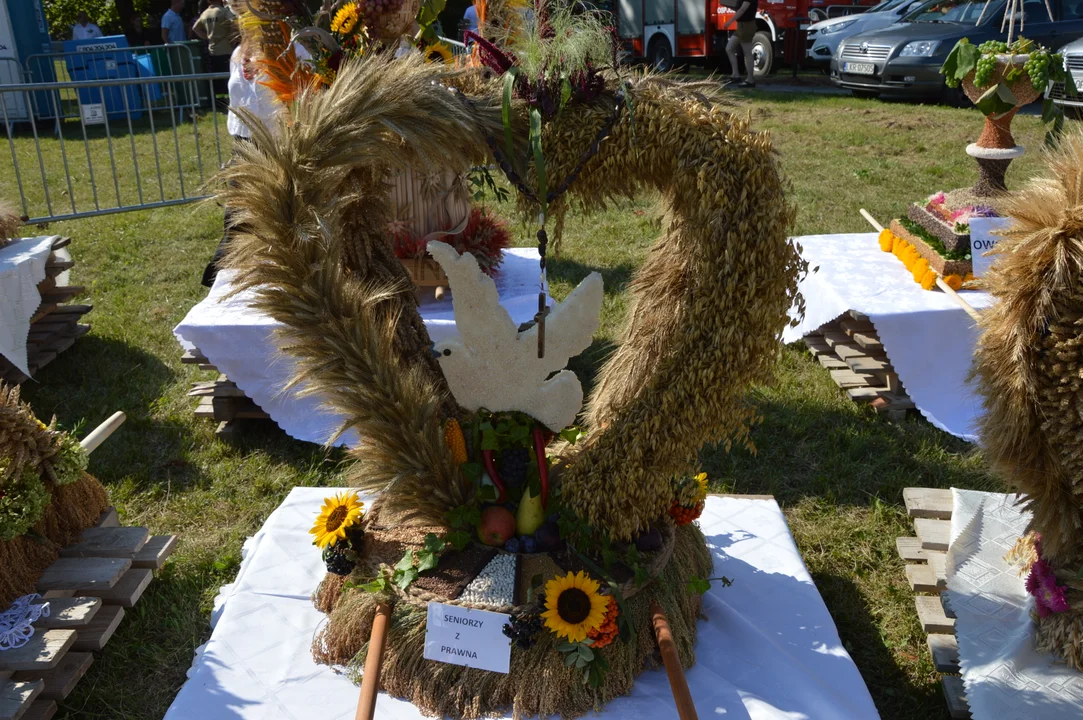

{"left": 782, "top": 233, "right": 996, "bottom": 442}
{"left": 946, "top": 488, "right": 1083, "bottom": 718}
{"left": 174, "top": 249, "right": 549, "bottom": 447}
{"left": 0, "top": 236, "right": 57, "bottom": 377}
{"left": 165, "top": 489, "right": 881, "bottom": 720}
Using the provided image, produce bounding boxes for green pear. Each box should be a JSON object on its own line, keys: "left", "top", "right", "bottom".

{"left": 516, "top": 487, "right": 545, "bottom": 537}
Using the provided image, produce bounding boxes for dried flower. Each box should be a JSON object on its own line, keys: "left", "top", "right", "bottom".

{"left": 1026, "top": 559, "right": 1071, "bottom": 618}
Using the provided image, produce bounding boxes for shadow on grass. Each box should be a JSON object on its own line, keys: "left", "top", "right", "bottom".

{"left": 811, "top": 574, "right": 950, "bottom": 720}
{"left": 546, "top": 256, "right": 639, "bottom": 297}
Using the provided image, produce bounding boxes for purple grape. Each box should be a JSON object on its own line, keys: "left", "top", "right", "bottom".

{"left": 521, "top": 536, "right": 536, "bottom": 554}
{"left": 504, "top": 537, "right": 520, "bottom": 554}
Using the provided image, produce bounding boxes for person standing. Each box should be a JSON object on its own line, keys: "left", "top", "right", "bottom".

{"left": 72, "top": 11, "right": 104, "bottom": 40}
{"left": 725, "top": 0, "right": 759, "bottom": 88}
{"left": 192, "top": 0, "right": 237, "bottom": 95}
{"left": 462, "top": 1, "right": 478, "bottom": 40}
{"left": 161, "top": 0, "right": 189, "bottom": 44}
{"left": 125, "top": 15, "right": 153, "bottom": 47}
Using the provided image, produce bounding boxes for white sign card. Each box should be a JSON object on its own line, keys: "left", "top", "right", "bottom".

{"left": 969, "top": 217, "right": 1013, "bottom": 278}
{"left": 424, "top": 602, "right": 512, "bottom": 674}
{"left": 80, "top": 103, "right": 105, "bottom": 126}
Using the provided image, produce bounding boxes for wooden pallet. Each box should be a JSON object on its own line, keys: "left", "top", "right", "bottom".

{"left": 181, "top": 349, "right": 270, "bottom": 438}
{"left": 0, "top": 509, "right": 178, "bottom": 720}
{"left": 803, "top": 310, "right": 916, "bottom": 420}
{"left": 1, "top": 238, "right": 92, "bottom": 386}
{"left": 898, "top": 487, "right": 970, "bottom": 719}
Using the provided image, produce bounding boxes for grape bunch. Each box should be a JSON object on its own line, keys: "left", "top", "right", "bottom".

{"left": 323, "top": 544, "right": 356, "bottom": 576}
{"left": 357, "top": 0, "right": 406, "bottom": 34}
{"left": 503, "top": 610, "right": 544, "bottom": 650}
{"left": 1025, "top": 49, "right": 1053, "bottom": 91}
{"left": 500, "top": 447, "right": 529, "bottom": 488}
{"left": 978, "top": 40, "right": 1009, "bottom": 55}
{"left": 973, "top": 53, "right": 998, "bottom": 88}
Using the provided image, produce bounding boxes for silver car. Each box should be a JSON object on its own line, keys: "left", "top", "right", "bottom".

{"left": 1049, "top": 36, "right": 1083, "bottom": 116}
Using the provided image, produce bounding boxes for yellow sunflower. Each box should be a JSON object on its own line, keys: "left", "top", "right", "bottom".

{"left": 310, "top": 491, "right": 364, "bottom": 549}
{"left": 425, "top": 41, "right": 455, "bottom": 65}
{"left": 331, "top": 2, "right": 361, "bottom": 34}
{"left": 541, "top": 571, "right": 608, "bottom": 642}
{"left": 694, "top": 472, "right": 709, "bottom": 502}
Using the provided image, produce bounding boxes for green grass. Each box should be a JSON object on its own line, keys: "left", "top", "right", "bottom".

{"left": 3, "top": 93, "right": 1054, "bottom": 719}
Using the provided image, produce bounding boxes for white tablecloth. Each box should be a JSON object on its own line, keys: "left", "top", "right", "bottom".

{"left": 174, "top": 250, "right": 547, "bottom": 446}
{"left": 0, "top": 236, "right": 56, "bottom": 376}
{"left": 947, "top": 489, "right": 1083, "bottom": 718}
{"left": 783, "top": 234, "right": 996, "bottom": 442}
{"left": 165, "top": 489, "right": 880, "bottom": 720}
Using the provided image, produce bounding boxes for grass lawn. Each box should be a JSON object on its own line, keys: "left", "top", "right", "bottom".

{"left": 2, "top": 91, "right": 1055, "bottom": 719}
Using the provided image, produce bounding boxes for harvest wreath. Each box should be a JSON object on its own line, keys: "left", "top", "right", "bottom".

{"left": 219, "top": 0, "right": 802, "bottom": 716}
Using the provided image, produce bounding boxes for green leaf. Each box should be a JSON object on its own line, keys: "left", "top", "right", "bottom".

{"left": 416, "top": 0, "right": 446, "bottom": 27}
{"left": 687, "top": 575, "right": 712, "bottom": 595}
{"left": 1066, "top": 71, "right": 1080, "bottom": 98}
{"left": 396, "top": 566, "right": 419, "bottom": 590}
{"left": 941, "top": 39, "right": 978, "bottom": 82}
{"left": 395, "top": 551, "right": 416, "bottom": 573}
{"left": 556, "top": 641, "right": 577, "bottom": 652}
{"left": 560, "top": 78, "right": 572, "bottom": 112}
{"left": 974, "top": 82, "right": 1017, "bottom": 118}
{"left": 1042, "top": 96, "right": 1058, "bottom": 124}
{"left": 502, "top": 69, "right": 520, "bottom": 172}
{"left": 529, "top": 107, "right": 547, "bottom": 214}
{"left": 634, "top": 565, "right": 649, "bottom": 587}
{"left": 416, "top": 551, "right": 439, "bottom": 572}
{"left": 447, "top": 530, "right": 472, "bottom": 551}
{"left": 579, "top": 644, "right": 594, "bottom": 661}
{"left": 480, "top": 427, "right": 500, "bottom": 451}
{"left": 479, "top": 484, "right": 498, "bottom": 502}
{"left": 564, "top": 652, "right": 578, "bottom": 667}
{"left": 560, "top": 427, "right": 584, "bottom": 445}
{"left": 424, "top": 533, "right": 446, "bottom": 554}
{"left": 360, "top": 577, "right": 389, "bottom": 593}
{"left": 459, "top": 463, "right": 483, "bottom": 488}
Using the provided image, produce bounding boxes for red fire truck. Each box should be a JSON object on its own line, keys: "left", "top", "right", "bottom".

{"left": 616, "top": 0, "right": 879, "bottom": 76}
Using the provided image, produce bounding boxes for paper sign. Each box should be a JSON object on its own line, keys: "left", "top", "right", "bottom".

{"left": 424, "top": 602, "right": 512, "bottom": 674}
{"left": 80, "top": 103, "right": 105, "bottom": 125}
{"left": 969, "top": 217, "right": 1012, "bottom": 278}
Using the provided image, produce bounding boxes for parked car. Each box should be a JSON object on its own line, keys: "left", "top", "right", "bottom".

{"left": 1048, "top": 35, "right": 1083, "bottom": 116}
{"left": 831, "top": 0, "right": 1083, "bottom": 101}
{"left": 807, "top": 0, "right": 927, "bottom": 66}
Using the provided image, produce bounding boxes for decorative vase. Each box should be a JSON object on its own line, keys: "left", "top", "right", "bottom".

{"left": 962, "top": 54, "right": 1043, "bottom": 196}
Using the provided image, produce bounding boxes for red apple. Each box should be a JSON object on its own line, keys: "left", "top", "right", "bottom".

{"left": 478, "top": 506, "right": 516, "bottom": 546}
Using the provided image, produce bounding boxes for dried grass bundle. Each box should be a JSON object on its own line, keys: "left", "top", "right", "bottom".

{"left": 0, "top": 199, "right": 19, "bottom": 246}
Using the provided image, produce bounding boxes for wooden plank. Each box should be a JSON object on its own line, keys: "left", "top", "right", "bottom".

{"left": 817, "top": 355, "right": 849, "bottom": 370}
{"left": 18, "top": 700, "right": 55, "bottom": 720}
{"left": 840, "top": 317, "right": 876, "bottom": 335}
{"left": 37, "top": 287, "right": 84, "bottom": 306}
{"left": 846, "top": 356, "right": 893, "bottom": 374}
{"left": 42, "top": 262, "right": 74, "bottom": 279}
{"left": 132, "top": 535, "right": 178, "bottom": 570}
{"left": 941, "top": 676, "right": 970, "bottom": 719}
{"left": 0, "top": 631, "right": 75, "bottom": 673}
{"left": 850, "top": 331, "right": 884, "bottom": 351}
{"left": 896, "top": 537, "right": 928, "bottom": 562}
{"left": 44, "top": 305, "right": 91, "bottom": 318}
{"left": 0, "top": 680, "right": 42, "bottom": 720}
{"left": 60, "top": 527, "right": 148, "bottom": 559}
{"left": 180, "top": 350, "right": 210, "bottom": 365}
{"left": 846, "top": 386, "right": 890, "bottom": 403}
{"left": 829, "top": 369, "right": 879, "bottom": 389}
{"left": 36, "top": 558, "right": 130, "bottom": 593}
{"left": 194, "top": 397, "right": 216, "bottom": 419}
{"left": 49, "top": 237, "right": 71, "bottom": 251}
{"left": 904, "top": 488, "right": 954, "bottom": 520}
{"left": 821, "top": 330, "right": 851, "bottom": 348}
{"left": 928, "top": 552, "right": 947, "bottom": 587}
{"left": 33, "top": 598, "right": 100, "bottom": 629}
{"left": 94, "top": 508, "right": 119, "bottom": 529}
{"left": 13, "top": 653, "right": 92, "bottom": 702}
{"left": 927, "top": 633, "right": 960, "bottom": 673}
{"left": 80, "top": 568, "right": 152, "bottom": 608}
{"left": 915, "top": 518, "right": 951, "bottom": 552}
{"left": 71, "top": 605, "right": 124, "bottom": 653}
{"left": 915, "top": 595, "right": 956, "bottom": 634}
{"left": 905, "top": 563, "right": 943, "bottom": 593}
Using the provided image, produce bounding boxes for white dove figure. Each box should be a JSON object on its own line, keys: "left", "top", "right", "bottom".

{"left": 426, "top": 241, "right": 604, "bottom": 431}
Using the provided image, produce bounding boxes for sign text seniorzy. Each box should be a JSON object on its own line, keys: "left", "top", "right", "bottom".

{"left": 423, "top": 602, "right": 512, "bottom": 674}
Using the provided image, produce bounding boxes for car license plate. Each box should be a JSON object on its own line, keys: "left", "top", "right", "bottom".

{"left": 844, "top": 62, "right": 876, "bottom": 75}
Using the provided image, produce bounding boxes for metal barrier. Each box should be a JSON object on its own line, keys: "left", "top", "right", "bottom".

{"left": 0, "top": 72, "right": 228, "bottom": 224}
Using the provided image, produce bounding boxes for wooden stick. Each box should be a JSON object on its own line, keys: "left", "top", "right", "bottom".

{"left": 79, "top": 411, "right": 126, "bottom": 454}
{"left": 355, "top": 602, "right": 392, "bottom": 720}
{"left": 859, "top": 209, "right": 982, "bottom": 323}
{"left": 650, "top": 602, "right": 699, "bottom": 720}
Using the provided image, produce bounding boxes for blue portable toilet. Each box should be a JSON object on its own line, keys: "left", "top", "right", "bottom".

{"left": 0, "top": 0, "right": 56, "bottom": 122}
{"left": 62, "top": 35, "right": 144, "bottom": 121}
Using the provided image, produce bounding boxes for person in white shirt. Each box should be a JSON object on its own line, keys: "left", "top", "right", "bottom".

{"left": 72, "top": 12, "right": 104, "bottom": 41}
{"left": 203, "top": 41, "right": 283, "bottom": 286}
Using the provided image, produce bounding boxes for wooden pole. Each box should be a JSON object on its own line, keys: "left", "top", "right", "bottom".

{"left": 354, "top": 602, "right": 392, "bottom": 720}
{"left": 79, "top": 411, "right": 126, "bottom": 454}
{"left": 650, "top": 602, "right": 699, "bottom": 720}
{"left": 859, "top": 209, "right": 983, "bottom": 324}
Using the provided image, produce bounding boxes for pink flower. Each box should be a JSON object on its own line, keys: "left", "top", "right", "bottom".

{"left": 1026, "top": 558, "right": 1070, "bottom": 617}
{"left": 928, "top": 191, "right": 946, "bottom": 205}
{"left": 949, "top": 208, "right": 973, "bottom": 223}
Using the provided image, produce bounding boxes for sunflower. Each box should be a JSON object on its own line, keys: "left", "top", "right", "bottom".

{"left": 425, "top": 41, "right": 455, "bottom": 65}
{"left": 310, "top": 491, "right": 364, "bottom": 549}
{"left": 694, "top": 472, "right": 708, "bottom": 501}
{"left": 331, "top": 2, "right": 361, "bottom": 34}
{"left": 541, "top": 571, "right": 608, "bottom": 642}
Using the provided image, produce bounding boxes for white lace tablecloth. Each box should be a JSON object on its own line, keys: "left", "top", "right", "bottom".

{"left": 174, "top": 250, "right": 547, "bottom": 446}
{"left": 0, "top": 236, "right": 57, "bottom": 377}
{"left": 783, "top": 233, "right": 996, "bottom": 441}
{"left": 165, "top": 489, "right": 880, "bottom": 720}
{"left": 947, "top": 488, "right": 1083, "bottom": 719}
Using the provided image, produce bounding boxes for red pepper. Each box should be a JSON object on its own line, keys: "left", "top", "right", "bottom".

{"left": 532, "top": 427, "right": 549, "bottom": 509}
{"left": 481, "top": 449, "right": 506, "bottom": 504}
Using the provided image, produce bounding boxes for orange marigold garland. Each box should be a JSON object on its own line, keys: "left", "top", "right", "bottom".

{"left": 669, "top": 472, "right": 708, "bottom": 526}
{"left": 586, "top": 596, "right": 620, "bottom": 649}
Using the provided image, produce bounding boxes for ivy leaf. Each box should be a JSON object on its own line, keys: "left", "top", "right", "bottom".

{"left": 975, "top": 82, "right": 1017, "bottom": 118}
{"left": 942, "top": 38, "right": 978, "bottom": 82}
{"left": 396, "top": 566, "right": 419, "bottom": 590}
{"left": 687, "top": 575, "right": 712, "bottom": 595}
{"left": 459, "top": 463, "right": 483, "bottom": 488}
{"left": 424, "top": 533, "right": 446, "bottom": 554}
{"left": 395, "top": 551, "right": 416, "bottom": 574}
{"left": 447, "top": 530, "right": 472, "bottom": 551}
{"left": 559, "top": 427, "right": 584, "bottom": 445}
{"left": 417, "top": 551, "right": 440, "bottom": 573}
{"left": 360, "top": 577, "right": 389, "bottom": 593}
